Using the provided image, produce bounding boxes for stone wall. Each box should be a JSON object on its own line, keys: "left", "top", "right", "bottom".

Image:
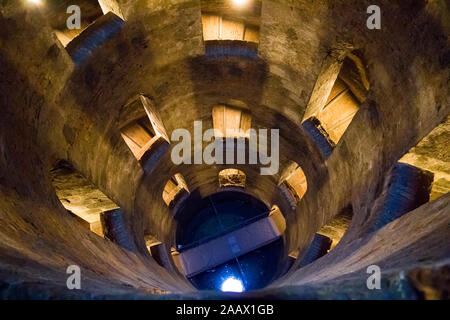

{"left": 0, "top": 0, "right": 448, "bottom": 298}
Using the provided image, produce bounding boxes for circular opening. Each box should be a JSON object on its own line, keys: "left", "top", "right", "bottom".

{"left": 175, "top": 191, "right": 288, "bottom": 291}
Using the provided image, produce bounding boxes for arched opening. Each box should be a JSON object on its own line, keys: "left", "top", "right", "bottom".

{"left": 212, "top": 104, "right": 252, "bottom": 139}
{"left": 50, "top": 160, "right": 119, "bottom": 237}
{"left": 173, "top": 191, "right": 288, "bottom": 291}
{"left": 302, "top": 50, "right": 370, "bottom": 156}
{"left": 317, "top": 204, "right": 354, "bottom": 251}
{"left": 398, "top": 116, "right": 449, "bottom": 201}
{"left": 41, "top": 0, "right": 126, "bottom": 66}
{"left": 218, "top": 168, "right": 246, "bottom": 188}
{"left": 145, "top": 235, "right": 176, "bottom": 270}
{"left": 121, "top": 116, "right": 158, "bottom": 160}
{"left": 278, "top": 162, "right": 307, "bottom": 209}
{"left": 287, "top": 204, "right": 353, "bottom": 269}
{"left": 365, "top": 118, "right": 449, "bottom": 233}
{"left": 44, "top": 0, "right": 105, "bottom": 47}
{"left": 162, "top": 174, "right": 189, "bottom": 208}
{"left": 120, "top": 95, "right": 169, "bottom": 163}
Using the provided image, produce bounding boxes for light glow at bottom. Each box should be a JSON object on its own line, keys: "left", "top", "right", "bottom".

{"left": 232, "top": 0, "right": 248, "bottom": 7}
{"left": 220, "top": 277, "right": 244, "bottom": 293}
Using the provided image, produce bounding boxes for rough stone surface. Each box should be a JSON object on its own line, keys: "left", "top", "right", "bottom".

{"left": 0, "top": 0, "right": 448, "bottom": 299}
